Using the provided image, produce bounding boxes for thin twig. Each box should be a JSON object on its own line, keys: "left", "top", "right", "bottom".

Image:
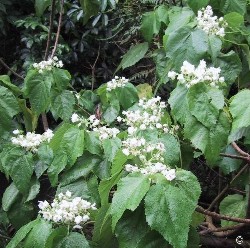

{"left": 246, "top": 167, "right": 250, "bottom": 218}
{"left": 91, "top": 44, "right": 100, "bottom": 91}
{"left": 199, "top": 222, "right": 245, "bottom": 234}
{"left": 44, "top": 0, "right": 57, "bottom": 60}
{"left": 207, "top": 163, "right": 249, "bottom": 211}
{"left": 0, "top": 58, "right": 24, "bottom": 80}
{"left": 51, "top": 0, "right": 64, "bottom": 58}
{"left": 232, "top": 141, "right": 250, "bottom": 157}
{"left": 196, "top": 205, "right": 250, "bottom": 224}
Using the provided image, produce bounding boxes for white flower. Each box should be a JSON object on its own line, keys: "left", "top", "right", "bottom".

{"left": 74, "top": 216, "right": 82, "bottom": 224}
{"left": 13, "top": 129, "right": 20, "bottom": 135}
{"left": 168, "top": 71, "right": 177, "bottom": 80}
{"left": 106, "top": 76, "right": 129, "bottom": 91}
{"left": 71, "top": 113, "right": 80, "bottom": 123}
{"left": 33, "top": 57, "right": 63, "bottom": 73}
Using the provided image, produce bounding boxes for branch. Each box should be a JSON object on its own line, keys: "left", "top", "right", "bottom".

{"left": 246, "top": 167, "right": 250, "bottom": 218}
{"left": 207, "top": 163, "right": 249, "bottom": 211}
{"left": 44, "top": 0, "right": 57, "bottom": 60}
{"left": 196, "top": 205, "right": 250, "bottom": 224}
{"left": 0, "top": 58, "right": 24, "bottom": 80}
{"left": 220, "top": 153, "right": 250, "bottom": 162}
{"left": 51, "top": 0, "right": 64, "bottom": 58}
{"left": 232, "top": 141, "right": 250, "bottom": 157}
{"left": 90, "top": 44, "right": 100, "bottom": 91}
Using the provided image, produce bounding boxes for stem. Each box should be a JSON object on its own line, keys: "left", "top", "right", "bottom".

{"left": 51, "top": 0, "right": 64, "bottom": 58}
{"left": 44, "top": 0, "right": 57, "bottom": 60}
{"left": 196, "top": 205, "right": 250, "bottom": 224}
{"left": 246, "top": 167, "right": 250, "bottom": 218}
{"left": 232, "top": 141, "right": 250, "bottom": 157}
{"left": 91, "top": 44, "right": 100, "bottom": 91}
{"left": 220, "top": 153, "right": 250, "bottom": 162}
{"left": 0, "top": 58, "right": 24, "bottom": 80}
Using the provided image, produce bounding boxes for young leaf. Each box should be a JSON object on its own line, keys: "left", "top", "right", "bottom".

{"left": 116, "top": 43, "right": 149, "bottom": 71}
{"left": 111, "top": 173, "right": 151, "bottom": 230}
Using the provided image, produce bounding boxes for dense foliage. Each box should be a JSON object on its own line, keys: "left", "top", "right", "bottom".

{"left": 1, "top": 0, "right": 250, "bottom": 247}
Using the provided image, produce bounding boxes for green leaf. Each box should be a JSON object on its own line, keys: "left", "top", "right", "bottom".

{"left": 2, "top": 182, "right": 20, "bottom": 211}
{"left": 111, "top": 149, "right": 127, "bottom": 176}
{"left": 23, "top": 219, "right": 52, "bottom": 248}
{"left": 103, "top": 100, "right": 120, "bottom": 124}
{"left": 221, "top": 0, "right": 247, "bottom": 15}
{"left": 141, "top": 11, "right": 161, "bottom": 42}
{"left": 51, "top": 90, "right": 75, "bottom": 121}
{"left": 136, "top": 84, "right": 153, "bottom": 99}
{"left": 115, "top": 83, "right": 139, "bottom": 109}
{"left": 85, "top": 131, "right": 102, "bottom": 155}
{"left": 219, "top": 194, "right": 246, "bottom": 227}
{"left": 1, "top": 147, "right": 34, "bottom": 194}
{"left": 218, "top": 145, "right": 242, "bottom": 174}
{"left": 23, "top": 70, "right": 52, "bottom": 114}
{"left": 58, "top": 232, "right": 90, "bottom": 248}
{"left": 35, "top": 0, "right": 50, "bottom": 17}
{"left": 165, "top": 27, "right": 208, "bottom": 69}
{"left": 25, "top": 177, "right": 40, "bottom": 202}
{"left": 213, "top": 51, "right": 242, "bottom": 85}
{"left": 224, "top": 12, "right": 244, "bottom": 28}
{"left": 103, "top": 137, "right": 121, "bottom": 162}
{"left": 48, "top": 152, "right": 68, "bottom": 186}
{"left": 99, "top": 172, "right": 122, "bottom": 206}
{"left": 52, "top": 68, "right": 71, "bottom": 91}
{"left": 184, "top": 113, "right": 230, "bottom": 164}
{"left": 92, "top": 205, "right": 118, "bottom": 248}
{"left": 187, "top": 0, "right": 209, "bottom": 13}
{"left": 115, "top": 207, "right": 150, "bottom": 248}
{"left": 111, "top": 173, "right": 151, "bottom": 230}
{"left": 208, "top": 35, "right": 222, "bottom": 60}
{"left": 168, "top": 84, "right": 190, "bottom": 124}
{"left": 78, "top": 90, "right": 99, "bottom": 112}
{"left": 230, "top": 89, "right": 250, "bottom": 131}
{"left": 45, "top": 227, "right": 68, "bottom": 248}
{"left": 187, "top": 227, "right": 200, "bottom": 248}
{"left": 60, "top": 154, "right": 101, "bottom": 186}
{"left": 117, "top": 43, "right": 149, "bottom": 71}
{"left": 160, "top": 133, "right": 180, "bottom": 166}
{"left": 145, "top": 170, "right": 201, "bottom": 248}
{"left": 187, "top": 83, "right": 224, "bottom": 128}
{"left": 0, "top": 86, "right": 20, "bottom": 136}
{"left": 137, "top": 231, "right": 170, "bottom": 248}
{"left": 0, "top": 75, "right": 22, "bottom": 95}
{"left": 79, "top": 0, "right": 100, "bottom": 25}
{"left": 6, "top": 219, "right": 38, "bottom": 248}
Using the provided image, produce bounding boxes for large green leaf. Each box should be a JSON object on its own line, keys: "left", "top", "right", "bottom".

{"left": 224, "top": 12, "right": 244, "bottom": 29}
{"left": 111, "top": 173, "right": 151, "bottom": 230}
{"left": 219, "top": 194, "right": 246, "bottom": 227}
{"left": 58, "top": 232, "right": 90, "bottom": 248}
{"left": 187, "top": 83, "right": 224, "bottom": 128}
{"left": 184, "top": 113, "right": 230, "bottom": 164}
{"left": 115, "top": 207, "right": 150, "bottom": 248}
{"left": 208, "top": 35, "right": 222, "bottom": 61}
{"left": 6, "top": 219, "right": 38, "bottom": 248}
{"left": 51, "top": 90, "right": 75, "bottom": 121}
{"left": 230, "top": 89, "right": 250, "bottom": 131}
{"left": 165, "top": 27, "right": 208, "bottom": 69}
{"left": 187, "top": 0, "right": 209, "bottom": 13}
{"left": 0, "top": 86, "right": 20, "bottom": 136}
{"left": 85, "top": 131, "right": 102, "bottom": 155}
{"left": 23, "top": 70, "right": 52, "bottom": 114}
{"left": 103, "top": 137, "right": 121, "bottom": 162}
{"left": 1, "top": 147, "right": 34, "bottom": 194}
{"left": 45, "top": 227, "right": 68, "bottom": 248}
{"left": 103, "top": 99, "right": 120, "bottom": 124}
{"left": 23, "top": 218, "right": 52, "bottom": 248}
{"left": 168, "top": 84, "right": 190, "bottom": 124}
{"left": 116, "top": 43, "right": 149, "bottom": 71}
{"left": 35, "top": 0, "right": 50, "bottom": 17}
{"left": 0, "top": 75, "right": 22, "bottom": 95}
{"left": 52, "top": 68, "right": 71, "bottom": 91}
{"left": 145, "top": 170, "right": 201, "bottom": 248}
{"left": 137, "top": 231, "right": 170, "bottom": 248}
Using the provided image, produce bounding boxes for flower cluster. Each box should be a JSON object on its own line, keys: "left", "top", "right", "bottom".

{"left": 125, "top": 163, "right": 176, "bottom": 181}
{"left": 93, "top": 126, "right": 120, "bottom": 141}
{"left": 71, "top": 113, "right": 100, "bottom": 128}
{"left": 196, "top": 5, "right": 227, "bottom": 37}
{"left": 168, "top": 60, "right": 224, "bottom": 88}
{"left": 33, "top": 56, "right": 63, "bottom": 73}
{"left": 106, "top": 76, "right": 129, "bottom": 91}
{"left": 38, "top": 191, "right": 96, "bottom": 229}
{"left": 122, "top": 137, "right": 176, "bottom": 181}
{"left": 11, "top": 129, "right": 54, "bottom": 152}
{"left": 118, "top": 97, "right": 169, "bottom": 132}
